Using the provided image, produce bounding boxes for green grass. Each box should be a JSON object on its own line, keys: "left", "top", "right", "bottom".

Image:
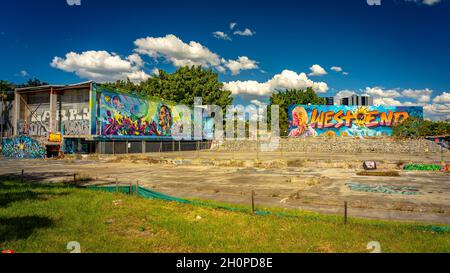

{"left": 0, "top": 180, "right": 449, "bottom": 253}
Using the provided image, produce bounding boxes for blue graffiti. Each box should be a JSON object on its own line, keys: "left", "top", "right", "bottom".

{"left": 1, "top": 136, "right": 46, "bottom": 159}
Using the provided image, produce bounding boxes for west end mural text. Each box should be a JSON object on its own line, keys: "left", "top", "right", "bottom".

{"left": 288, "top": 105, "right": 423, "bottom": 137}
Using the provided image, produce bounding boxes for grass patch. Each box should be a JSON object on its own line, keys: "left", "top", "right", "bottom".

{"left": 356, "top": 171, "right": 400, "bottom": 177}
{"left": 0, "top": 180, "right": 448, "bottom": 253}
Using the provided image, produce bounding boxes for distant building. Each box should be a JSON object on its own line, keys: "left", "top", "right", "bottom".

{"left": 324, "top": 97, "right": 334, "bottom": 106}
{"left": 340, "top": 97, "right": 349, "bottom": 106}
{"left": 340, "top": 95, "right": 373, "bottom": 106}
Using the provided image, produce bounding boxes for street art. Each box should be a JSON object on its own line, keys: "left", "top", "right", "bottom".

{"left": 31, "top": 108, "right": 89, "bottom": 123}
{"left": 1, "top": 135, "right": 46, "bottom": 159}
{"left": 403, "top": 164, "right": 448, "bottom": 172}
{"left": 62, "top": 120, "right": 90, "bottom": 135}
{"left": 20, "top": 107, "right": 90, "bottom": 137}
{"left": 346, "top": 183, "right": 421, "bottom": 195}
{"left": 19, "top": 122, "right": 49, "bottom": 136}
{"left": 99, "top": 89, "right": 212, "bottom": 139}
{"left": 288, "top": 105, "right": 423, "bottom": 137}
{"left": 48, "top": 133, "right": 62, "bottom": 143}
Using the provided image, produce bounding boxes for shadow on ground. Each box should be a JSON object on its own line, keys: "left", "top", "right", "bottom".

{"left": 0, "top": 180, "right": 72, "bottom": 208}
{"left": 0, "top": 216, "right": 55, "bottom": 242}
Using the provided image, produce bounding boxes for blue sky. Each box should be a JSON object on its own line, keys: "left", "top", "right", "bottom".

{"left": 1, "top": 0, "right": 449, "bottom": 119}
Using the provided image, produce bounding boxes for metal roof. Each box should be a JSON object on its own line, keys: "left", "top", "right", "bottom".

{"left": 15, "top": 81, "right": 93, "bottom": 93}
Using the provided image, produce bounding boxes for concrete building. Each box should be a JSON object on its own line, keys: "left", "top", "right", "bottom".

{"left": 340, "top": 95, "right": 373, "bottom": 106}
{"left": 9, "top": 81, "right": 212, "bottom": 156}
{"left": 1, "top": 90, "right": 14, "bottom": 139}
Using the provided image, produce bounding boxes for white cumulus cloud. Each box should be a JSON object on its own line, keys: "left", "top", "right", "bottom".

{"left": 134, "top": 34, "right": 222, "bottom": 69}
{"left": 330, "top": 66, "right": 343, "bottom": 72}
{"left": 308, "top": 64, "right": 327, "bottom": 76}
{"left": 212, "top": 31, "right": 231, "bottom": 41}
{"left": 223, "top": 69, "right": 329, "bottom": 97}
{"left": 364, "top": 87, "right": 402, "bottom": 98}
{"left": 233, "top": 28, "right": 255, "bottom": 36}
{"left": 433, "top": 92, "right": 450, "bottom": 103}
{"left": 401, "top": 88, "right": 432, "bottom": 103}
{"left": 134, "top": 34, "right": 258, "bottom": 75}
{"left": 50, "top": 50, "right": 150, "bottom": 83}
{"left": 224, "top": 56, "right": 259, "bottom": 75}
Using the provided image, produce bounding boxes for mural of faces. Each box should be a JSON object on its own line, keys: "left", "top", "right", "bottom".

{"left": 158, "top": 105, "right": 173, "bottom": 136}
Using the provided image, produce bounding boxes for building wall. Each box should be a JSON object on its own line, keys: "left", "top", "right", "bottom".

{"left": 97, "top": 88, "right": 213, "bottom": 140}
{"left": 288, "top": 105, "right": 423, "bottom": 137}
{"left": 17, "top": 89, "right": 90, "bottom": 137}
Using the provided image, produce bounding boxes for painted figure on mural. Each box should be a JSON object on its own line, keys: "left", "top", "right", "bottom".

{"left": 158, "top": 104, "right": 173, "bottom": 136}
{"left": 288, "top": 106, "right": 318, "bottom": 138}
{"left": 112, "top": 95, "right": 124, "bottom": 112}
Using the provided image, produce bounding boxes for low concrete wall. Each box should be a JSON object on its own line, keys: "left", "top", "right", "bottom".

{"left": 212, "top": 137, "right": 447, "bottom": 155}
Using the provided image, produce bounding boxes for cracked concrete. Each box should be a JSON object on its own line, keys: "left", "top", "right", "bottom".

{"left": 1, "top": 153, "right": 449, "bottom": 224}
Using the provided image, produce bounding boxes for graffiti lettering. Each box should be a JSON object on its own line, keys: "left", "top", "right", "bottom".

{"left": 20, "top": 123, "right": 49, "bottom": 136}
{"left": 31, "top": 108, "right": 89, "bottom": 122}
{"left": 289, "top": 105, "right": 423, "bottom": 137}
{"left": 63, "top": 120, "right": 90, "bottom": 135}
{"left": 310, "top": 109, "right": 409, "bottom": 129}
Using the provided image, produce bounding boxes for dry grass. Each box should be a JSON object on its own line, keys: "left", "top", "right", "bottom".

{"left": 356, "top": 171, "right": 400, "bottom": 177}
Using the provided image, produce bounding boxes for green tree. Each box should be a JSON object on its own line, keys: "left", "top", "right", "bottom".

{"left": 100, "top": 66, "right": 233, "bottom": 110}
{"left": 17, "top": 78, "right": 49, "bottom": 88}
{"left": 269, "top": 88, "right": 326, "bottom": 136}
{"left": 99, "top": 78, "right": 139, "bottom": 95}
{"left": 138, "top": 66, "right": 233, "bottom": 110}
{"left": 393, "top": 117, "right": 450, "bottom": 137}
{"left": 0, "top": 80, "right": 16, "bottom": 100}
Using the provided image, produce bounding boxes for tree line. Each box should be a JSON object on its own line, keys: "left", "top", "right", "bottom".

{"left": 393, "top": 117, "right": 450, "bottom": 137}
{"left": 1, "top": 66, "right": 449, "bottom": 137}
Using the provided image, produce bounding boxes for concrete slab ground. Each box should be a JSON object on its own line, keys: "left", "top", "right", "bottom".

{"left": 1, "top": 151, "right": 449, "bottom": 225}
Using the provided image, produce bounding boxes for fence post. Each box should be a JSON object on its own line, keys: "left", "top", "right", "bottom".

{"left": 344, "top": 201, "right": 348, "bottom": 225}
{"left": 136, "top": 181, "right": 139, "bottom": 196}
{"left": 21, "top": 169, "right": 24, "bottom": 183}
{"left": 251, "top": 190, "right": 255, "bottom": 214}
{"left": 129, "top": 182, "right": 132, "bottom": 194}
{"left": 115, "top": 178, "right": 119, "bottom": 192}
{"left": 73, "top": 173, "right": 76, "bottom": 185}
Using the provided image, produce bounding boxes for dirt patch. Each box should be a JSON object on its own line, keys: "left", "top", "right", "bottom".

{"left": 356, "top": 171, "right": 400, "bottom": 177}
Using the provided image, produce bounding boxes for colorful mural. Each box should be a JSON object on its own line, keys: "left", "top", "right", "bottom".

{"left": 288, "top": 105, "right": 423, "bottom": 137}
{"left": 99, "top": 89, "right": 212, "bottom": 139}
{"left": 1, "top": 136, "right": 46, "bottom": 159}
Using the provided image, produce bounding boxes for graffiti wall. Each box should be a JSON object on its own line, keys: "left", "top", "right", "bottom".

{"left": 19, "top": 89, "right": 90, "bottom": 137}
{"left": 1, "top": 136, "right": 46, "bottom": 159}
{"left": 288, "top": 105, "right": 423, "bottom": 137}
{"left": 99, "top": 89, "right": 212, "bottom": 139}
